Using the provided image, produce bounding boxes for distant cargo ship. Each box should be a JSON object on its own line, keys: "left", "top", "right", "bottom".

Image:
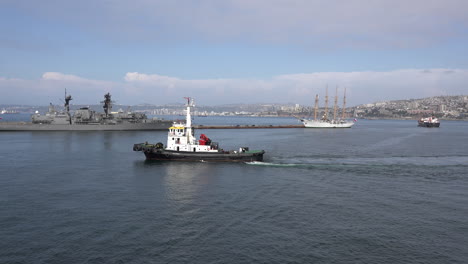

{"left": 418, "top": 116, "right": 440, "bottom": 127}
{"left": 0, "top": 92, "right": 172, "bottom": 131}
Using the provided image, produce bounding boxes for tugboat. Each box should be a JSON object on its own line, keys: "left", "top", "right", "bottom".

{"left": 418, "top": 116, "right": 440, "bottom": 127}
{"left": 133, "top": 97, "right": 265, "bottom": 162}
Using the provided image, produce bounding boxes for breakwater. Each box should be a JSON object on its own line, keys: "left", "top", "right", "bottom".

{"left": 194, "top": 124, "right": 304, "bottom": 129}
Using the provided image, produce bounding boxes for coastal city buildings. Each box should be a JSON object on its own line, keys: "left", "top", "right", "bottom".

{"left": 1, "top": 95, "right": 467, "bottom": 120}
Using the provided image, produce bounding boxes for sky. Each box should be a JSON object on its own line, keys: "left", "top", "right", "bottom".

{"left": 1, "top": 0, "right": 468, "bottom": 106}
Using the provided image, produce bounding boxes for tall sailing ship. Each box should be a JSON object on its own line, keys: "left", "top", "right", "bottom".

{"left": 298, "top": 87, "right": 355, "bottom": 128}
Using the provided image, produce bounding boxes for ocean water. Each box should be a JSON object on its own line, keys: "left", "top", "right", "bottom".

{"left": 1, "top": 117, "right": 467, "bottom": 263}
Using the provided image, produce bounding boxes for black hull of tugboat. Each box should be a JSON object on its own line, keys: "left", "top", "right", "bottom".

{"left": 418, "top": 122, "right": 440, "bottom": 127}
{"left": 134, "top": 144, "right": 264, "bottom": 162}
{"left": 145, "top": 150, "right": 264, "bottom": 162}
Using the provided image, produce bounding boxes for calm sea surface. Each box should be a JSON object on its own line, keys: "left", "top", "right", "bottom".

{"left": 1, "top": 115, "right": 467, "bottom": 263}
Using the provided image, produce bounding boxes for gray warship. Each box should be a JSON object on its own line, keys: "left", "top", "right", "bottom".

{"left": 0, "top": 92, "right": 173, "bottom": 131}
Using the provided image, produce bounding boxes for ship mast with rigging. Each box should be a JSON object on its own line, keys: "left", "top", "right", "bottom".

{"left": 333, "top": 86, "right": 338, "bottom": 121}
{"left": 342, "top": 87, "right": 347, "bottom": 120}
{"left": 314, "top": 94, "right": 319, "bottom": 121}
{"left": 324, "top": 85, "right": 329, "bottom": 120}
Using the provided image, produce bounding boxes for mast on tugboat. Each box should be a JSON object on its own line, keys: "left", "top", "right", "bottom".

{"left": 183, "top": 97, "right": 196, "bottom": 145}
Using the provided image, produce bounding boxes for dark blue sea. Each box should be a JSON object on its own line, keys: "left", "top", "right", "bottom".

{"left": 1, "top": 115, "right": 467, "bottom": 263}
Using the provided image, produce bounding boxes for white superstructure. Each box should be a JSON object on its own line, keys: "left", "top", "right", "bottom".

{"left": 165, "top": 97, "right": 219, "bottom": 152}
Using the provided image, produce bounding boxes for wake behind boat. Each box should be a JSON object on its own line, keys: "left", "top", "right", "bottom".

{"left": 298, "top": 87, "right": 355, "bottom": 128}
{"left": 133, "top": 97, "right": 265, "bottom": 162}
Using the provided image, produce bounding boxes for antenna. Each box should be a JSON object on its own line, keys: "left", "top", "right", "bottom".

{"left": 64, "top": 88, "right": 73, "bottom": 124}
{"left": 183, "top": 97, "right": 195, "bottom": 107}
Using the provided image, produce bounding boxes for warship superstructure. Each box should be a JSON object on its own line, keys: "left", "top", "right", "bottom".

{"left": 0, "top": 92, "right": 172, "bottom": 131}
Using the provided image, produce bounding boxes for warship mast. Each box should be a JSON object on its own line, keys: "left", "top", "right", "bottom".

{"left": 102, "top": 93, "right": 113, "bottom": 117}
{"left": 64, "top": 89, "right": 72, "bottom": 124}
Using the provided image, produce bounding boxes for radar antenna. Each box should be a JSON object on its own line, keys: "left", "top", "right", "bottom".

{"left": 183, "top": 97, "right": 195, "bottom": 107}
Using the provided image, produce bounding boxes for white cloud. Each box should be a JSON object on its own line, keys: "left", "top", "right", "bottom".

{"left": 124, "top": 72, "right": 180, "bottom": 84}
{"left": 42, "top": 72, "right": 85, "bottom": 81}
{"left": 1, "top": 69, "right": 467, "bottom": 106}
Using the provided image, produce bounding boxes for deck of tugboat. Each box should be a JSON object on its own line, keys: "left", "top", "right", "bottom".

{"left": 133, "top": 143, "right": 264, "bottom": 154}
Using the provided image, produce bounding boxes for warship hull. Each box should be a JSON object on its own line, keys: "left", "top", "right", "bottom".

{"left": 134, "top": 144, "right": 265, "bottom": 162}
{"left": 0, "top": 121, "right": 172, "bottom": 131}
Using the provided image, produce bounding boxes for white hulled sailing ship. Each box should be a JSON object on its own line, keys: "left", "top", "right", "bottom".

{"left": 299, "top": 87, "right": 355, "bottom": 128}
